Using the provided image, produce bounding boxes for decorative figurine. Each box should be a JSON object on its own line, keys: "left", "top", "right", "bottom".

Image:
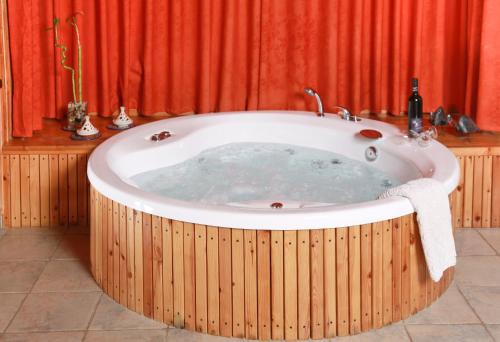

{"left": 48, "top": 13, "right": 87, "bottom": 132}
{"left": 71, "top": 115, "right": 101, "bottom": 140}
{"left": 108, "top": 106, "right": 134, "bottom": 130}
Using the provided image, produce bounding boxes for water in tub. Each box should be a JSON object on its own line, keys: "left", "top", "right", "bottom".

{"left": 130, "top": 142, "right": 402, "bottom": 208}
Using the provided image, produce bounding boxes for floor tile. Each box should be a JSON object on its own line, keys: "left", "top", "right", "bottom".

{"left": 52, "top": 235, "right": 89, "bottom": 261}
{"left": 461, "top": 286, "right": 500, "bottom": 324}
{"left": 32, "top": 260, "right": 100, "bottom": 293}
{"left": 7, "top": 292, "right": 101, "bottom": 332}
{"left": 0, "top": 235, "right": 61, "bottom": 261}
{"left": 455, "top": 256, "right": 500, "bottom": 286}
{"left": 334, "top": 323, "right": 410, "bottom": 341}
{"left": 478, "top": 229, "right": 500, "bottom": 254}
{"left": 455, "top": 229, "right": 496, "bottom": 256}
{"left": 166, "top": 328, "right": 249, "bottom": 342}
{"left": 0, "top": 331, "right": 85, "bottom": 342}
{"left": 88, "top": 295, "right": 165, "bottom": 331}
{"left": 406, "top": 324, "right": 493, "bottom": 342}
{"left": 0, "top": 294, "right": 26, "bottom": 333}
{"left": 84, "top": 329, "right": 166, "bottom": 342}
{"left": 405, "top": 284, "right": 480, "bottom": 324}
{"left": 0, "top": 261, "right": 46, "bottom": 293}
{"left": 486, "top": 325, "right": 500, "bottom": 341}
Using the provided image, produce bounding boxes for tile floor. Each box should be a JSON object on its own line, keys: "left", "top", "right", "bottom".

{"left": 0, "top": 227, "right": 499, "bottom": 341}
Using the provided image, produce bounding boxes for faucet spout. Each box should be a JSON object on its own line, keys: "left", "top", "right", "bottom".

{"left": 304, "top": 87, "right": 324, "bottom": 117}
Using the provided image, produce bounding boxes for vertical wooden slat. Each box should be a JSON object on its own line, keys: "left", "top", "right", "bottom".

{"left": 89, "top": 189, "right": 96, "bottom": 277}
{"left": 324, "top": 228, "right": 337, "bottom": 338}
{"left": 107, "top": 199, "right": 114, "bottom": 299}
{"left": 392, "top": 217, "right": 402, "bottom": 322}
{"left": 20, "top": 155, "right": 30, "bottom": 227}
{"left": 232, "top": 229, "right": 245, "bottom": 338}
{"left": 409, "top": 215, "right": 419, "bottom": 314}
{"left": 482, "top": 156, "right": 493, "bottom": 227}
{"left": 112, "top": 201, "right": 120, "bottom": 301}
{"left": 283, "top": 230, "right": 297, "bottom": 341}
{"left": 95, "top": 193, "right": 102, "bottom": 286}
{"left": 453, "top": 157, "right": 465, "bottom": 227}
{"left": 49, "top": 155, "right": 59, "bottom": 226}
{"left": 297, "top": 230, "right": 310, "bottom": 340}
{"left": 336, "top": 227, "right": 349, "bottom": 336}
{"left": 401, "top": 215, "right": 411, "bottom": 319}
{"left": 372, "top": 221, "right": 383, "bottom": 328}
{"left": 126, "top": 207, "right": 135, "bottom": 310}
{"left": 257, "top": 230, "right": 271, "bottom": 340}
{"left": 58, "top": 154, "right": 68, "bottom": 225}
{"left": 271, "top": 230, "right": 284, "bottom": 340}
{"left": 134, "top": 210, "right": 144, "bottom": 314}
{"left": 2, "top": 156, "right": 10, "bottom": 227}
{"left": 183, "top": 222, "right": 195, "bottom": 330}
{"left": 360, "top": 223, "right": 372, "bottom": 331}
{"left": 472, "top": 156, "right": 484, "bottom": 227}
{"left": 244, "top": 230, "right": 258, "bottom": 339}
{"left": 206, "top": 226, "right": 219, "bottom": 335}
{"left": 218, "top": 228, "right": 232, "bottom": 337}
{"left": 349, "top": 226, "right": 361, "bottom": 335}
{"left": 310, "top": 229, "right": 324, "bottom": 339}
{"left": 416, "top": 219, "right": 427, "bottom": 311}
{"left": 142, "top": 213, "right": 153, "bottom": 318}
{"left": 152, "top": 215, "right": 164, "bottom": 321}
{"left": 492, "top": 156, "right": 500, "bottom": 227}
{"left": 462, "top": 155, "right": 474, "bottom": 227}
{"left": 67, "top": 154, "right": 78, "bottom": 225}
{"left": 162, "top": 218, "right": 174, "bottom": 325}
{"left": 10, "top": 155, "right": 20, "bottom": 227}
{"left": 172, "top": 220, "right": 185, "bottom": 327}
{"left": 29, "top": 155, "right": 40, "bottom": 227}
{"left": 194, "top": 224, "right": 207, "bottom": 333}
{"left": 382, "top": 220, "right": 393, "bottom": 325}
{"left": 101, "top": 198, "right": 109, "bottom": 294}
{"left": 39, "top": 155, "right": 50, "bottom": 227}
{"left": 77, "top": 154, "right": 88, "bottom": 226}
{"left": 119, "top": 205, "right": 128, "bottom": 306}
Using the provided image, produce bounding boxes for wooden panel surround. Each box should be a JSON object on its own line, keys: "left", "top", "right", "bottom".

{"left": 89, "top": 186, "right": 454, "bottom": 340}
{"left": 1, "top": 116, "right": 500, "bottom": 229}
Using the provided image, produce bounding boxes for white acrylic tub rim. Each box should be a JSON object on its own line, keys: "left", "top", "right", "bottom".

{"left": 88, "top": 111, "right": 460, "bottom": 230}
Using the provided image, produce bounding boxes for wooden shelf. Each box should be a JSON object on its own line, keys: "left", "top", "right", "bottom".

{"left": 2, "top": 113, "right": 500, "bottom": 154}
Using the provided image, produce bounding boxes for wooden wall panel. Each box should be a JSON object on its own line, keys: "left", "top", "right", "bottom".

{"left": 2, "top": 152, "right": 89, "bottom": 228}
{"left": 90, "top": 188, "right": 455, "bottom": 340}
{"left": 1, "top": 147, "right": 498, "bottom": 230}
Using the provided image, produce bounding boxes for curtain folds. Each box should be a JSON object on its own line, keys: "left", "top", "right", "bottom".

{"left": 7, "top": 0, "right": 499, "bottom": 137}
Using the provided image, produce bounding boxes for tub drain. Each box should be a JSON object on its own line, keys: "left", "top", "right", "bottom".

{"left": 365, "top": 146, "right": 378, "bottom": 161}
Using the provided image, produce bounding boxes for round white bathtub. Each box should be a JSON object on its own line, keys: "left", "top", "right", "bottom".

{"left": 88, "top": 111, "right": 460, "bottom": 229}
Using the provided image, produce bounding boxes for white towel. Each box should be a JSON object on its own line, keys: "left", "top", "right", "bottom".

{"left": 379, "top": 178, "right": 456, "bottom": 282}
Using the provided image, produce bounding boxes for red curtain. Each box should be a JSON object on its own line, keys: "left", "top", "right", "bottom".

{"left": 7, "top": 0, "right": 500, "bottom": 137}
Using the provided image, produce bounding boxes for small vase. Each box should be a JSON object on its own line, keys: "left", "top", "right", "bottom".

{"left": 63, "top": 101, "right": 88, "bottom": 131}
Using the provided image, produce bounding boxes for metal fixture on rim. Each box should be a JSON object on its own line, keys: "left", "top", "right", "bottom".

{"left": 304, "top": 87, "right": 324, "bottom": 117}
{"left": 365, "top": 146, "right": 378, "bottom": 161}
{"left": 151, "top": 131, "right": 172, "bottom": 141}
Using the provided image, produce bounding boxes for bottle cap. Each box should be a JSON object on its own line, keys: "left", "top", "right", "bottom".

{"left": 412, "top": 78, "right": 418, "bottom": 88}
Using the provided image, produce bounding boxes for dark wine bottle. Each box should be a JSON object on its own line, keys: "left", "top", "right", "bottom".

{"left": 408, "top": 78, "right": 423, "bottom": 135}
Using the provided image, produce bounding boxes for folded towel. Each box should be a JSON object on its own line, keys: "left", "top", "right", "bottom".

{"left": 379, "top": 178, "right": 456, "bottom": 282}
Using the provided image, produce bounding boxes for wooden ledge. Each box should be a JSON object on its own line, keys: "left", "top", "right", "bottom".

{"left": 2, "top": 113, "right": 500, "bottom": 155}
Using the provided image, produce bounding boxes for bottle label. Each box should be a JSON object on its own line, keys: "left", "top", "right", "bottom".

{"left": 410, "top": 118, "right": 423, "bottom": 134}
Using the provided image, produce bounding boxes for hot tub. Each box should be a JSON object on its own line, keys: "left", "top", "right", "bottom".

{"left": 88, "top": 111, "right": 459, "bottom": 340}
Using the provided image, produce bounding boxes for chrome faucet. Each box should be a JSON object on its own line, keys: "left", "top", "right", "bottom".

{"left": 304, "top": 87, "right": 360, "bottom": 121}
{"left": 304, "top": 88, "right": 324, "bottom": 117}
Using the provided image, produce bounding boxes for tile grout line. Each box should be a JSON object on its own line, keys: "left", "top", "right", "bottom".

{"left": 455, "top": 282, "right": 497, "bottom": 341}
{"left": 402, "top": 323, "right": 416, "bottom": 342}
{"left": 476, "top": 230, "right": 500, "bottom": 257}
{"left": 2, "top": 250, "right": 51, "bottom": 334}
{"left": 81, "top": 292, "right": 104, "bottom": 341}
